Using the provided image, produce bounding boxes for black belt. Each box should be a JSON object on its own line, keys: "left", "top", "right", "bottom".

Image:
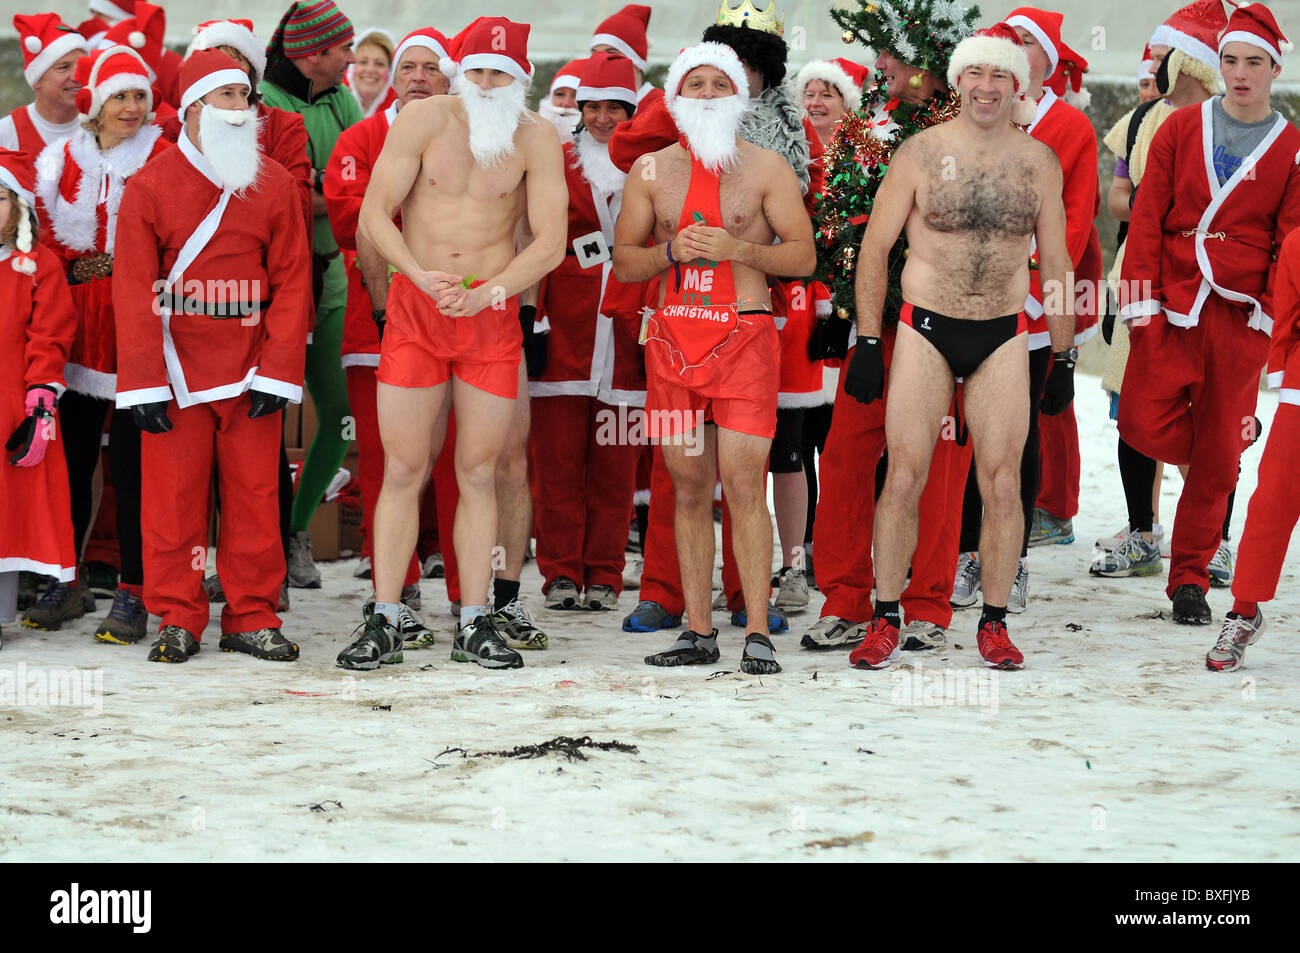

{"left": 159, "top": 293, "right": 271, "bottom": 318}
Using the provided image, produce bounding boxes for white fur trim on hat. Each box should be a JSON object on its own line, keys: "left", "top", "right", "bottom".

{"left": 590, "top": 33, "right": 647, "bottom": 71}
{"left": 577, "top": 84, "right": 638, "bottom": 105}
{"left": 0, "top": 167, "right": 35, "bottom": 210}
{"left": 795, "top": 60, "right": 862, "bottom": 114}
{"left": 24, "top": 30, "right": 88, "bottom": 88}
{"left": 457, "top": 52, "right": 531, "bottom": 83}
{"left": 1138, "top": 59, "right": 1155, "bottom": 83}
{"left": 663, "top": 42, "right": 750, "bottom": 110}
{"left": 190, "top": 21, "right": 266, "bottom": 84}
{"left": 86, "top": 69, "right": 154, "bottom": 121}
{"left": 947, "top": 34, "right": 1031, "bottom": 93}
{"left": 1150, "top": 23, "right": 1218, "bottom": 73}
{"left": 551, "top": 71, "right": 583, "bottom": 93}
{"left": 394, "top": 36, "right": 450, "bottom": 72}
{"left": 89, "top": 0, "right": 133, "bottom": 21}
{"left": 180, "top": 67, "right": 251, "bottom": 113}
{"left": 1005, "top": 14, "right": 1059, "bottom": 73}
{"left": 1219, "top": 30, "right": 1285, "bottom": 65}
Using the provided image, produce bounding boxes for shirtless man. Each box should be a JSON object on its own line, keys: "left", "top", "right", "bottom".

{"left": 337, "top": 17, "right": 566, "bottom": 671}
{"left": 846, "top": 25, "right": 1073, "bottom": 671}
{"left": 614, "top": 42, "right": 815, "bottom": 675}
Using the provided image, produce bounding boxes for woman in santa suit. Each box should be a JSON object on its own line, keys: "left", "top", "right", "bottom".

{"left": 529, "top": 52, "right": 645, "bottom": 614}
{"left": 27, "top": 45, "right": 168, "bottom": 638}
{"left": 0, "top": 150, "right": 77, "bottom": 647}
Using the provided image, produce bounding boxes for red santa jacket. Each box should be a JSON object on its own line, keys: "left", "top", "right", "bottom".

{"left": 1120, "top": 97, "right": 1300, "bottom": 335}
{"left": 533, "top": 138, "right": 645, "bottom": 404}
{"left": 113, "top": 134, "right": 311, "bottom": 409}
{"left": 1267, "top": 226, "right": 1300, "bottom": 401}
{"left": 33, "top": 123, "right": 168, "bottom": 398}
{"left": 1024, "top": 90, "right": 1100, "bottom": 349}
{"left": 6, "top": 105, "right": 56, "bottom": 155}
{"left": 324, "top": 100, "right": 397, "bottom": 367}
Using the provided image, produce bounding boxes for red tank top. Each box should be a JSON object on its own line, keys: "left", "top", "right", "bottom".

{"left": 10, "top": 106, "right": 46, "bottom": 155}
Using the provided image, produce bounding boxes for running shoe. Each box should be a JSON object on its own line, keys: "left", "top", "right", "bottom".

{"left": 950, "top": 552, "right": 981, "bottom": 608}
{"left": 1172, "top": 584, "right": 1212, "bottom": 625}
{"left": 92, "top": 588, "right": 148, "bottom": 645}
{"left": 1008, "top": 559, "right": 1029, "bottom": 614}
{"left": 731, "top": 603, "right": 789, "bottom": 633}
{"left": 583, "top": 584, "right": 618, "bottom": 611}
{"left": 623, "top": 557, "right": 643, "bottom": 591}
{"left": 1027, "top": 508, "right": 1075, "bottom": 547}
{"left": 451, "top": 615, "right": 523, "bottom": 669}
{"left": 492, "top": 597, "right": 547, "bottom": 650}
{"left": 336, "top": 613, "right": 404, "bottom": 670}
{"left": 977, "top": 619, "right": 1023, "bottom": 669}
{"left": 353, "top": 556, "right": 372, "bottom": 580}
{"left": 1090, "top": 531, "right": 1161, "bottom": 577}
{"left": 801, "top": 615, "right": 865, "bottom": 649}
{"left": 286, "top": 531, "right": 322, "bottom": 589}
{"left": 544, "top": 576, "right": 581, "bottom": 610}
{"left": 1097, "top": 523, "right": 1166, "bottom": 556}
{"left": 773, "top": 567, "right": 810, "bottom": 610}
{"left": 148, "top": 625, "right": 200, "bottom": 663}
{"left": 83, "top": 561, "right": 119, "bottom": 598}
{"left": 422, "top": 552, "right": 445, "bottom": 579}
{"left": 622, "top": 600, "right": 682, "bottom": 633}
{"left": 645, "top": 629, "right": 720, "bottom": 667}
{"left": 849, "top": 616, "right": 901, "bottom": 670}
{"left": 1206, "top": 610, "right": 1264, "bottom": 672}
{"left": 22, "top": 576, "right": 93, "bottom": 630}
{"left": 901, "top": 619, "right": 946, "bottom": 651}
{"left": 220, "top": 627, "right": 299, "bottom": 661}
{"left": 1207, "top": 541, "right": 1234, "bottom": 588}
{"left": 204, "top": 573, "right": 226, "bottom": 604}
{"left": 362, "top": 598, "right": 434, "bottom": 649}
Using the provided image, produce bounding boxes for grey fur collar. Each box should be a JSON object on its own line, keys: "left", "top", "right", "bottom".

{"left": 739, "top": 84, "right": 810, "bottom": 195}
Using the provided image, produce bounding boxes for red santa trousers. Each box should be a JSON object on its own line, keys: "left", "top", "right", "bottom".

{"left": 345, "top": 364, "right": 436, "bottom": 589}
{"left": 1232, "top": 402, "right": 1300, "bottom": 604}
{"left": 813, "top": 337, "right": 969, "bottom": 627}
{"left": 140, "top": 394, "right": 283, "bottom": 640}
{"left": 529, "top": 395, "right": 639, "bottom": 593}
{"left": 1035, "top": 404, "right": 1081, "bottom": 520}
{"left": 1119, "top": 300, "right": 1269, "bottom": 596}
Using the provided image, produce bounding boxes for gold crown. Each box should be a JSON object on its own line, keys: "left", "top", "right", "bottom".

{"left": 716, "top": 0, "right": 784, "bottom": 37}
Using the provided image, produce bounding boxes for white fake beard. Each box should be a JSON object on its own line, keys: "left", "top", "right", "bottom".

{"left": 668, "top": 94, "right": 748, "bottom": 174}
{"left": 538, "top": 97, "right": 581, "bottom": 139}
{"left": 575, "top": 129, "right": 626, "bottom": 196}
{"left": 198, "top": 104, "right": 262, "bottom": 194}
{"left": 452, "top": 72, "right": 528, "bottom": 168}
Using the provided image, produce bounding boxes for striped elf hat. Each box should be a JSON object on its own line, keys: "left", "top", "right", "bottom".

{"left": 266, "top": 0, "right": 354, "bottom": 69}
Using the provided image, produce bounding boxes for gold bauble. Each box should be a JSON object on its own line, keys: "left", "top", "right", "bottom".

{"left": 865, "top": 2, "right": 879, "bottom": 12}
{"left": 908, "top": 73, "right": 924, "bottom": 89}
{"left": 842, "top": 29, "right": 855, "bottom": 44}
{"left": 843, "top": 246, "right": 856, "bottom": 260}
{"left": 836, "top": 306, "right": 851, "bottom": 321}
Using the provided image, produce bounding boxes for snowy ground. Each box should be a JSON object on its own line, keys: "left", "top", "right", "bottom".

{"left": 2, "top": 372, "right": 1298, "bottom": 862}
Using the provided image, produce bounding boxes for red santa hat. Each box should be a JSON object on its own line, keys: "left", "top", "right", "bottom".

{"left": 1219, "top": 1, "right": 1292, "bottom": 64}
{"left": 178, "top": 48, "right": 251, "bottom": 113}
{"left": 14, "top": 13, "right": 89, "bottom": 88}
{"left": 74, "top": 45, "right": 154, "bottom": 120}
{"left": 551, "top": 58, "right": 587, "bottom": 94}
{"left": 441, "top": 17, "right": 532, "bottom": 84}
{"left": 0, "top": 149, "right": 37, "bottom": 266}
{"left": 663, "top": 41, "right": 750, "bottom": 111}
{"left": 1004, "top": 7, "right": 1063, "bottom": 74}
{"left": 1138, "top": 43, "right": 1155, "bottom": 83}
{"left": 794, "top": 58, "right": 869, "bottom": 114}
{"left": 189, "top": 19, "right": 267, "bottom": 85}
{"left": 76, "top": 16, "right": 110, "bottom": 44}
{"left": 95, "top": 1, "right": 165, "bottom": 83}
{"left": 1046, "top": 40, "right": 1090, "bottom": 110}
{"left": 577, "top": 52, "right": 639, "bottom": 113}
{"left": 393, "top": 27, "right": 451, "bottom": 72}
{"left": 88, "top": 0, "right": 139, "bottom": 22}
{"left": 591, "top": 4, "right": 652, "bottom": 72}
{"left": 1150, "top": 0, "right": 1229, "bottom": 74}
{"left": 947, "top": 23, "right": 1037, "bottom": 125}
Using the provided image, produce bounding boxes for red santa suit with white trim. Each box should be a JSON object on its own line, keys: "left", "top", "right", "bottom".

{"left": 0, "top": 150, "right": 78, "bottom": 590}
{"left": 113, "top": 52, "right": 311, "bottom": 641}
{"left": 1118, "top": 5, "right": 1300, "bottom": 599}
{"left": 1, "top": 14, "right": 89, "bottom": 156}
{"left": 529, "top": 52, "right": 646, "bottom": 599}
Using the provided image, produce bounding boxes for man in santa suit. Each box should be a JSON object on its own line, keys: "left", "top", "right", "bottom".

{"left": 942, "top": 7, "right": 1094, "bottom": 614}
{"left": 1118, "top": 1, "right": 1300, "bottom": 626}
{"left": 1, "top": 15, "right": 88, "bottom": 156}
{"left": 529, "top": 52, "right": 645, "bottom": 616}
{"left": 324, "top": 26, "right": 454, "bottom": 649}
{"left": 591, "top": 5, "right": 659, "bottom": 107}
{"left": 114, "top": 49, "right": 311, "bottom": 663}
{"left": 85, "top": 0, "right": 181, "bottom": 106}
{"left": 539, "top": 58, "right": 586, "bottom": 139}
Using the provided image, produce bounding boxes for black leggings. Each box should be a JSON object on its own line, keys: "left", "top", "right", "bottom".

{"left": 58, "top": 391, "right": 111, "bottom": 563}
{"left": 769, "top": 407, "right": 807, "bottom": 474}
{"left": 108, "top": 409, "right": 143, "bottom": 586}
{"left": 801, "top": 402, "right": 833, "bottom": 543}
{"left": 1118, "top": 437, "right": 1237, "bottom": 540}
{"left": 958, "top": 344, "right": 1052, "bottom": 557}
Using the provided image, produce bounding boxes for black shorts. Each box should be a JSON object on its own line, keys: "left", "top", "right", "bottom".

{"left": 769, "top": 407, "right": 806, "bottom": 474}
{"left": 899, "top": 303, "right": 1027, "bottom": 380}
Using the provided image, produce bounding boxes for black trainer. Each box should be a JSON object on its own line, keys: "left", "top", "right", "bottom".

{"left": 645, "top": 629, "right": 720, "bottom": 667}
{"left": 220, "top": 628, "right": 300, "bottom": 661}
{"left": 336, "top": 613, "right": 403, "bottom": 670}
{"left": 741, "top": 633, "right": 781, "bottom": 674}
{"left": 451, "top": 615, "right": 523, "bottom": 669}
{"left": 147, "top": 625, "right": 200, "bottom": 663}
{"left": 1172, "top": 584, "right": 1212, "bottom": 625}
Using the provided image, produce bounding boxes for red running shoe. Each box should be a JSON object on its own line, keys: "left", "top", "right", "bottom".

{"left": 849, "top": 616, "right": 900, "bottom": 670}
{"left": 977, "top": 619, "right": 1023, "bottom": 669}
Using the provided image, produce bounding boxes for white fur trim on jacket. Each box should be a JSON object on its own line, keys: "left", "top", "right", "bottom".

{"left": 65, "top": 363, "right": 117, "bottom": 400}
{"left": 664, "top": 42, "right": 750, "bottom": 110}
{"left": 794, "top": 60, "right": 862, "bottom": 115}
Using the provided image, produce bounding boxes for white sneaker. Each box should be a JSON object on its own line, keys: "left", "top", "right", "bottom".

{"left": 353, "top": 555, "right": 372, "bottom": 579}
{"left": 1008, "top": 559, "right": 1029, "bottom": 614}
{"left": 773, "top": 568, "right": 810, "bottom": 610}
{"left": 1097, "top": 522, "right": 1165, "bottom": 555}
{"left": 583, "top": 584, "right": 618, "bottom": 611}
{"left": 1207, "top": 540, "right": 1234, "bottom": 588}
{"left": 950, "top": 552, "right": 981, "bottom": 608}
{"left": 624, "top": 557, "right": 642, "bottom": 591}
{"left": 901, "top": 619, "right": 947, "bottom": 651}
{"left": 1206, "top": 610, "right": 1264, "bottom": 672}
{"left": 421, "top": 552, "right": 445, "bottom": 579}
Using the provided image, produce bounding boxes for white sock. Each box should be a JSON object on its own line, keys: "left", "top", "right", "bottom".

{"left": 461, "top": 605, "right": 487, "bottom": 629}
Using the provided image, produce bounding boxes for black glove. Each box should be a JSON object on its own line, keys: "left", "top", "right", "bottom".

{"left": 519, "top": 304, "right": 547, "bottom": 378}
{"left": 843, "top": 336, "right": 885, "bottom": 404}
{"left": 812, "top": 317, "right": 851, "bottom": 361}
{"left": 248, "top": 389, "right": 289, "bottom": 418}
{"left": 1040, "top": 353, "right": 1076, "bottom": 416}
{"left": 1101, "top": 307, "right": 1116, "bottom": 346}
{"left": 372, "top": 308, "right": 386, "bottom": 340}
{"left": 131, "top": 400, "right": 173, "bottom": 434}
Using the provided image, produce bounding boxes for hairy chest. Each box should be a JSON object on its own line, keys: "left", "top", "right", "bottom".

{"left": 920, "top": 163, "right": 1038, "bottom": 238}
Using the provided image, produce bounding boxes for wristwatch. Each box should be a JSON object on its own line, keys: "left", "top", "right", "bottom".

{"left": 1053, "top": 346, "right": 1079, "bottom": 366}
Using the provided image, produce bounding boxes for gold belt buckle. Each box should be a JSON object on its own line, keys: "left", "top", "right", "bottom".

{"left": 72, "top": 252, "right": 113, "bottom": 283}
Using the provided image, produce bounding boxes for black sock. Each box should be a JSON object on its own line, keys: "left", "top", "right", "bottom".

{"left": 1222, "top": 488, "right": 1235, "bottom": 542}
{"left": 874, "top": 599, "right": 901, "bottom": 628}
{"left": 493, "top": 577, "right": 520, "bottom": 610}
{"left": 980, "top": 604, "right": 1007, "bottom": 625}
